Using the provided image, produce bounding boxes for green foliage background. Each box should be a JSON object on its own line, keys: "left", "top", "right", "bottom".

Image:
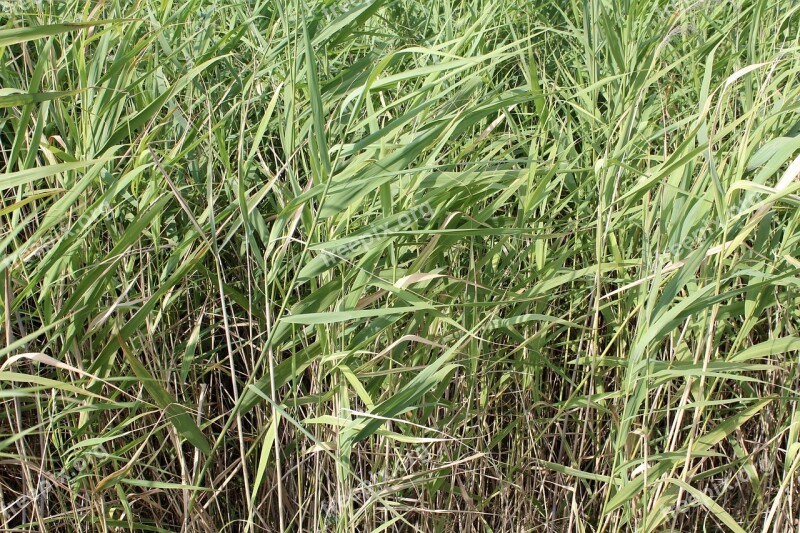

{"left": 1, "top": 0, "right": 799, "bottom": 530}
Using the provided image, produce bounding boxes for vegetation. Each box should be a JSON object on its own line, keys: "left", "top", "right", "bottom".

{"left": 1, "top": 0, "right": 799, "bottom": 530}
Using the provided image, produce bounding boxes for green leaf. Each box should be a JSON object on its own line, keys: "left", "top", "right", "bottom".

{"left": 0, "top": 158, "right": 111, "bottom": 192}
{"left": 0, "top": 89, "right": 84, "bottom": 109}
{"left": 119, "top": 335, "right": 211, "bottom": 455}
{"left": 0, "top": 20, "right": 118, "bottom": 47}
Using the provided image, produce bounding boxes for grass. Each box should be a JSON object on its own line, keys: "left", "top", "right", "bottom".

{"left": 1, "top": 0, "right": 799, "bottom": 530}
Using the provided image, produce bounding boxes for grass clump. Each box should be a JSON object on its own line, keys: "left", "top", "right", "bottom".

{"left": 1, "top": 0, "right": 800, "bottom": 531}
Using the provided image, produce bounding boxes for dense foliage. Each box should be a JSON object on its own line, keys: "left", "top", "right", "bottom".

{"left": 1, "top": 0, "right": 799, "bottom": 530}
